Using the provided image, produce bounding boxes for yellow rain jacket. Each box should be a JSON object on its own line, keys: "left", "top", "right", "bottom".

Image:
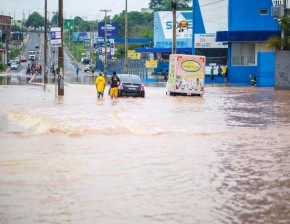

{"left": 96, "top": 75, "right": 106, "bottom": 92}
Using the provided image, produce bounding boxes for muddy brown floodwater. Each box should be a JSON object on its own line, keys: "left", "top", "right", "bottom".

{"left": 0, "top": 84, "right": 290, "bottom": 224}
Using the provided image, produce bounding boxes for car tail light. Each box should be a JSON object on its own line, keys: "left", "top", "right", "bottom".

{"left": 201, "top": 86, "right": 204, "bottom": 92}
{"left": 118, "top": 82, "right": 123, "bottom": 90}
{"left": 141, "top": 84, "right": 145, "bottom": 91}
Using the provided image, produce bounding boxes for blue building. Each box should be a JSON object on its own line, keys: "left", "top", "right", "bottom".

{"left": 215, "top": 0, "right": 281, "bottom": 85}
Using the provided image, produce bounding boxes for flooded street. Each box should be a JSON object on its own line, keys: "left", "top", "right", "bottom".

{"left": 0, "top": 84, "right": 290, "bottom": 224}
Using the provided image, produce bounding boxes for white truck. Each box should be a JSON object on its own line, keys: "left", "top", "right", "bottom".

{"left": 166, "top": 54, "right": 206, "bottom": 96}
{"left": 29, "top": 50, "right": 36, "bottom": 61}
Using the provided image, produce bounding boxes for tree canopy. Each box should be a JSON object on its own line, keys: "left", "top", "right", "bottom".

{"left": 50, "top": 12, "right": 58, "bottom": 26}
{"left": 25, "top": 12, "right": 44, "bottom": 29}
{"left": 111, "top": 11, "right": 153, "bottom": 39}
{"left": 266, "top": 15, "right": 290, "bottom": 50}
{"left": 149, "top": 0, "right": 192, "bottom": 11}
{"left": 11, "top": 24, "right": 22, "bottom": 32}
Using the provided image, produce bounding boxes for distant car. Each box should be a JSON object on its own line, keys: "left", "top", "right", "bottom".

{"left": 29, "top": 50, "right": 36, "bottom": 61}
{"left": 35, "top": 44, "right": 39, "bottom": 48}
{"left": 15, "top": 57, "right": 20, "bottom": 64}
{"left": 10, "top": 61, "right": 18, "bottom": 70}
{"left": 7, "top": 59, "right": 14, "bottom": 66}
{"left": 118, "top": 74, "right": 145, "bottom": 98}
{"left": 19, "top": 56, "right": 27, "bottom": 62}
{"left": 81, "top": 57, "right": 90, "bottom": 65}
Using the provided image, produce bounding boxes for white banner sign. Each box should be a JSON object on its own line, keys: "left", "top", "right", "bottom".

{"left": 50, "top": 27, "right": 62, "bottom": 48}
{"left": 195, "top": 33, "right": 228, "bottom": 49}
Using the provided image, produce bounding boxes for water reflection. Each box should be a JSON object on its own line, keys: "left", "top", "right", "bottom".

{"left": 0, "top": 85, "right": 289, "bottom": 224}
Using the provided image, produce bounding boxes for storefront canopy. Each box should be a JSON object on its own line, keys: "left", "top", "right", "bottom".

{"left": 216, "top": 30, "right": 281, "bottom": 42}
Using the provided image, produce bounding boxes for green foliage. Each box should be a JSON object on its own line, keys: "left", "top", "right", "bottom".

{"left": 149, "top": 0, "right": 191, "bottom": 11}
{"left": 110, "top": 11, "right": 153, "bottom": 58}
{"left": 11, "top": 25, "right": 22, "bottom": 32}
{"left": 111, "top": 11, "right": 153, "bottom": 39}
{"left": 0, "top": 63, "right": 7, "bottom": 73}
{"left": 25, "top": 12, "right": 44, "bottom": 29}
{"left": 51, "top": 12, "right": 58, "bottom": 26}
{"left": 63, "top": 31, "right": 87, "bottom": 61}
{"left": 11, "top": 49, "right": 21, "bottom": 58}
{"left": 73, "top": 16, "right": 93, "bottom": 32}
{"left": 64, "top": 10, "right": 154, "bottom": 60}
{"left": 267, "top": 15, "right": 290, "bottom": 50}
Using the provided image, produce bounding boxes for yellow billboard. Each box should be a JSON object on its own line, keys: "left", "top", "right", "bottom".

{"left": 128, "top": 50, "right": 140, "bottom": 59}
{"left": 146, "top": 60, "right": 158, "bottom": 69}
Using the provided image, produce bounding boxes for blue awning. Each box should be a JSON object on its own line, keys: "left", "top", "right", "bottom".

{"left": 216, "top": 30, "right": 281, "bottom": 42}
{"left": 135, "top": 48, "right": 192, "bottom": 53}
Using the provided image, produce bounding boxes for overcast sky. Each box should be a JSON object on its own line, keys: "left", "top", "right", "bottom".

{"left": 1, "top": 0, "right": 229, "bottom": 31}
{"left": 0, "top": 0, "right": 151, "bottom": 20}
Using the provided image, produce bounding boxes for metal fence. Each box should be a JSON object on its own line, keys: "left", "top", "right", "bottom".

{"left": 96, "top": 58, "right": 147, "bottom": 77}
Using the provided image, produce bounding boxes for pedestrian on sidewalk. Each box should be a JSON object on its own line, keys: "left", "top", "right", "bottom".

{"left": 210, "top": 65, "right": 216, "bottom": 83}
{"left": 218, "top": 65, "right": 222, "bottom": 76}
{"left": 110, "top": 71, "right": 120, "bottom": 99}
{"left": 223, "top": 65, "right": 228, "bottom": 82}
{"left": 76, "top": 65, "right": 79, "bottom": 76}
{"left": 95, "top": 72, "right": 106, "bottom": 99}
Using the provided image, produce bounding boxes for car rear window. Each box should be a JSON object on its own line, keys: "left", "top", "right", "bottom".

{"left": 120, "top": 75, "right": 141, "bottom": 83}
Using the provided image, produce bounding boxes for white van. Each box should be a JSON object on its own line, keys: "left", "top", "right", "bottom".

{"left": 166, "top": 54, "right": 206, "bottom": 96}
{"left": 29, "top": 50, "right": 36, "bottom": 61}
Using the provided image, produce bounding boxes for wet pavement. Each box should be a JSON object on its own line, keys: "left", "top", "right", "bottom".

{"left": 0, "top": 84, "right": 290, "bottom": 224}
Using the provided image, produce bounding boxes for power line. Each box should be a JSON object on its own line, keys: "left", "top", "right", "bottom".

{"left": 200, "top": 0, "right": 226, "bottom": 8}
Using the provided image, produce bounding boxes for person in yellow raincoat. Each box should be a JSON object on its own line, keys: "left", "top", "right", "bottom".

{"left": 95, "top": 72, "right": 106, "bottom": 98}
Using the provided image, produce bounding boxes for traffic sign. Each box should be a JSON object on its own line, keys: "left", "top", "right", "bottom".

{"left": 50, "top": 27, "right": 62, "bottom": 48}
{"left": 63, "top": 19, "right": 73, "bottom": 30}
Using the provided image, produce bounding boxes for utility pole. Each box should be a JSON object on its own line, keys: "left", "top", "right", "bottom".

{"left": 192, "top": 0, "right": 197, "bottom": 55}
{"left": 22, "top": 10, "right": 25, "bottom": 32}
{"left": 124, "top": 0, "right": 128, "bottom": 74}
{"left": 172, "top": 0, "right": 177, "bottom": 54}
{"left": 58, "top": 0, "right": 64, "bottom": 96}
{"left": 91, "top": 20, "right": 95, "bottom": 64}
{"left": 75, "top": 26, "right": 80, "bottom": 60}
{"left": 281, "top": 0, "right": 287, "bottom": 49}
{"left": 100, "top": 9, "right": 111, "bottom": 80}
{"left": 44, "top": 0, "right": 48, "bottom": 89}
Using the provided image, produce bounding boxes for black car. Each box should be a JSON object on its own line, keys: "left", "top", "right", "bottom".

{"left": 118, "top": 74, "right": 145, "bottom": 98}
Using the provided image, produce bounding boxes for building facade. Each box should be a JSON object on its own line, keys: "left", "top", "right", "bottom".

{"left": 216, "top": 0, "right": 282, "bottom": 83}
{"left": 0, "top": 15, "right": 12, "bottom": 44}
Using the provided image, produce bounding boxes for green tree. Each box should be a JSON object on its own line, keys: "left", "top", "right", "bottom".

{"left": 25, "top": 12, "right": 44, "bottom": 29}
{"left": 266, "top": 15, "right": 290, "bottom": 50}
{"left": 149, "top": 0, "right": 191, "bottom": 11}
{"left": 110, "top": 11, "right": 153, "bottom": 58}
{"left": 73, "top": 16, "right": 91, "bottom": 32}
{"left": 11, "top": 24, "right": 22, "bottom": 32}
{"left": 112, "top": 11, "right": 153, "bottom": 39}
{"left": 51, "top": 12, "right": 58, "bottom": 26}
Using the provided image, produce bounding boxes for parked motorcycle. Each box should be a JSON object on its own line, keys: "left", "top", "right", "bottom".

{"left": 249, "top": 75, "right": 257, "bottom": 85}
